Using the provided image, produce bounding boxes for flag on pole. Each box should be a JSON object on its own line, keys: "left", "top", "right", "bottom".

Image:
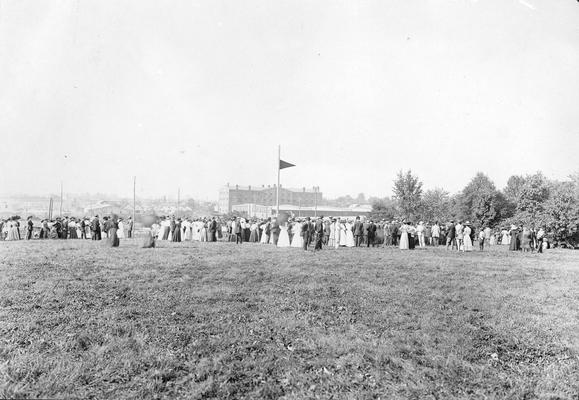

{"left": 279, "top": 159, "right": 296, "bottom": 170}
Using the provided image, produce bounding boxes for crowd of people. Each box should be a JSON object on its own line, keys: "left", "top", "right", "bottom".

{"left": 1, "top": 214, "right": 549, "bottom": 253}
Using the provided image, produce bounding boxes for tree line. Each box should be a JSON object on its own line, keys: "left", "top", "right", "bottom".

{"left": 371, "top": 170, "right": 579, "bottom": 246}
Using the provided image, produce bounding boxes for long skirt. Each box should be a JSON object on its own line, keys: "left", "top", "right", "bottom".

{"left": 142, "top": 230, "right": 156, "bottom": 248}
{"left": 399, "top": 232, "right": 409, "bottom": 250}
{"left": 107, "top": 228, "right": 120, "bottom": 247}
{"left": 172, "top": 228, "right": 181, "bottom": 242}
{"left": 249, "top": 229, "right": 259, "bottom": 242}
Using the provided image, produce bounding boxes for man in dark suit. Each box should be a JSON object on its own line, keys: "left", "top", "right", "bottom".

{"left": 208, "top": 217, "right": 217, "bottom": 242}
{"left": 126, "top": 217, "right": 134, "bottom": 238}
{"left": 446, "top": 220, "right": 456, "bottom": 250}
{"left": 62, "top": 217, "right": 69, "bottom": 239}
{"left": 367, "top": 220, "right": 377, "bottom": 247}
{"left": 353, "top": 216, "right": 364, "bottom": 247}
{"left": 314, "top": 217, "right": 325, "bottom": 251}
{"left": 270, "top": 218, "right": 281, "bottom": 246}
{"left": 26, "top": 216, "right": 34, "bottom": 240}
{"left": 362, "top": 219, "right": 370, "bottom": 246}
{"left": 91, "top": 216, "right": 101, "bottom": 240}
{"left": 301, "top": 217, "right": 311, "bottom": 250}
{"left": 323, "top": 218, "right": 331, "bottom": 245}
{"left": 233, "top": 217, "right": 243, "bottom": 244}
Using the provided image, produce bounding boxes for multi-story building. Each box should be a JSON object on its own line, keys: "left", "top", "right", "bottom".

{"left": 218, "top": 184, "right": 322, "bottom": 214}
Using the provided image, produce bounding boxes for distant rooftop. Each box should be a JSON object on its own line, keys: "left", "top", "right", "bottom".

{"left": 222, "top": 184, "right": 320, "bottom": 193}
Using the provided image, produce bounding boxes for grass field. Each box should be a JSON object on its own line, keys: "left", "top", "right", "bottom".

{"left": 1, "top": 239, "right": 578, "bottom": 399}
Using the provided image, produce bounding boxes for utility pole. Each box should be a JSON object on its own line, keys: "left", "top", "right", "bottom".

{"left": 314, "top": 186, "right": 318, "bottom": 217}
{"left": 177, "top": 187, "right": 180, "bottom": 218}
{"left": 59, "top": 181, "right": 63, "bottom": 217}
{"left": 133, "top": 176, "right": 136, "bottom": 224}
{"left": 276, "top": 145, "right": 280, "bottom": 216}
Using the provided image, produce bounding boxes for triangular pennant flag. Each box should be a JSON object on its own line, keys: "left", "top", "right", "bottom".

{"left": 279, "top": 159, "right": 296, "bottom": 170}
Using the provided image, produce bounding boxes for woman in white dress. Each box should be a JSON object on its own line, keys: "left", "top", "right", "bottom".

{"left": 338, "top": 220, "right": 347, "bottom": 247}
{"left": 291, "top": 221, "right": 303, "bottom": 248}
{"left": 117, "top": 219, "right": 125, "bottom": 239}
{"left": 501, "top": 229, "right": 510, "bottom": 245}
{"left": 200, "top": 220, "right": 208, "bottom": 242}
{"left": 345, "top": 220, "right": 355, "bottom": 247}
{"left": 399, "top": 223, "right": 409, "bottom": 250}
{"left": 277, "top": 223, "right": 291, "bottom": 247}
{"left": 6, "top": 219, "right": 20, "bottom": 241}
{"left": 184, "top": 220, "right": 193, "bottom": 241}
{"left": 260, "top": 223, "right": 269, "bottom": 244}
{"left": 463, "top": 225, "right": 473, "bottom": 251}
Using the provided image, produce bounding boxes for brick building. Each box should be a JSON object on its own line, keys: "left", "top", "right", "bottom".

{"left": 218, "top": 184, "right": 321, "bottom": 214}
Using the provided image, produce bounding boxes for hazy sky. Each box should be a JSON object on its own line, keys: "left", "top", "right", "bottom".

{"left": 1, "top": 0, "right": 578, "bottom": 200}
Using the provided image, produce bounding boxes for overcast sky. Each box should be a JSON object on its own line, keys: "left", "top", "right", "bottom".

{"left": 1, "top": 0, "right": 578, "bottom": 200}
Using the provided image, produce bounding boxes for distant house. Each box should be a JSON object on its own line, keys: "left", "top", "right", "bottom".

{"left": 83, "top": 201, "right": 123, "bottom": 216}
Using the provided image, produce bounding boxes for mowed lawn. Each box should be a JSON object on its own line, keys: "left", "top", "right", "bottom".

{"left": 1, "top": 240, "right": 578, "bottom": 399}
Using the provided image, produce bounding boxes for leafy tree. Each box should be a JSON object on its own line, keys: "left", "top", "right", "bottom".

{"left": 420, "top": 188, "right": 451, "bottom": 223}
{"left": 504, "top": 175, "right": 526, "bottom": 203}
{"left": 459, "top": 172, "right": 502, "bottom": 228}
{"left": 370, "top": 197, "right": 397, "bottom": 221}
{"left": 512, "top": 172, "right": 550, "bottom": 226}
{"left": 392, "top": 170, "right": 423, "bottom": 220}
{"left": 355, "top": 193, "right": 367, "bottom": 204}
{"left": 542, "top": 181, "right": 579, "bottom": 246}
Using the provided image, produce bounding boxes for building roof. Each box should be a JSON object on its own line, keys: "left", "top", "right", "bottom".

{"left": 222, "top": 185, "right": 320, "bottom": 193}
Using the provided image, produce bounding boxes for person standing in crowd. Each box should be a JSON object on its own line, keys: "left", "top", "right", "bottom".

{"left": 233, "top": 217, "right": 243, "bottom": 244}
{"left": 408, "top": 222, "right": 416, "bottom": 250}
{"left": 249, "top": 220, "right": 259, "bottom": 242}
{"left": 382, "top": 221, "right": 391, "bottom": 247}
{"left": 367, "top": 220, "right": 376, "bottom": 247}
{"left": 208, "top": 217, "right": 217, "bottom": 242}
{"left": 314, "top": 217, "right": 324, "bottom": 250}
{"left": 117, "top": 218, "right": 125, "bottom": 239}
{"left": 106, "top": 216, "right": 120, "bottom": 247}
{"left": 172, "top": 218, "right": 182, "bottom": 242}
{"left": 536, "top": 226, "right": 545, "bottom": 253}
{"left": 484, "top": 226, "right": 492, "bottom": 247}
{"left": 26, "top": 216, "right": 34, "bottom": 240}
{"left": 463, "top": 223, "right": 473, "bottom": 252}
{"left": 127, "top": 216, "right": 133, "bottom": 239}
{"left": 509, "top": 225, "right": 520, "bottom": 251}
{"left": 431, "top": 221, "right": 440, "bottom": 247}
{"left": 91, "top": 215, "right": 101, "bottom": 240}
{"left": 301, "top": 217, "right": 311, "bottom": 250}
{"left": 521, "top": 226, "right": 532, "bottom": 252}
{"left": 446, "top": 220, "right": 456, "bottom": 250}
{"left": 362, "top": 218, "right": 370, "bottom": 246}
{"left": 5, "top": 217, "right": 20, "bottom": 241}
{"left": 270, "top": 218, "right": 281, "bottom": 246}
{"left": 39, "top": 219, "right": 48, "bottom": 239}
{"left": 323, "top": 218, "right": 331, "bottom": 246}
{"left": 61, "top": 217, "right": 68, "bottom": 240}
{"left": 277, "top": 221, "right": 291, "bottom": 248}
{"left": 478, "top": 228, "right": 486, "bottom": 251}
{"left": 353, "top": 217, "right": 364, "bottom": 247}
{"left": 79, "top": 218, "right": 87, "bottom": 239}
{"left": 416, "top": 221, "right": 425, "bottom": 248}
{"left": 68, "top": 218, "right": 78, "bottom": 239}
{"left": 455, "top": 221, "right": 464, "bottom": 251}
{"left": 424, "top": 223, "right": 432, "bottom": 246}
{"left": 399, "top": 221, "right": 409, "bottom": 250}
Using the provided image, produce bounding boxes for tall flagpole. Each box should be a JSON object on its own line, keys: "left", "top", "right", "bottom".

{"left": 276, "top": 145, "right": 280, "bottom": 216}
{"left": 177, "top": 187, "right": 180, "bottom": 218}
{"left": 59, "top": 181, "right": 63, "bottom": 217}
{"left": 133, "top": 176, "right": 136, "bottom": 225}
